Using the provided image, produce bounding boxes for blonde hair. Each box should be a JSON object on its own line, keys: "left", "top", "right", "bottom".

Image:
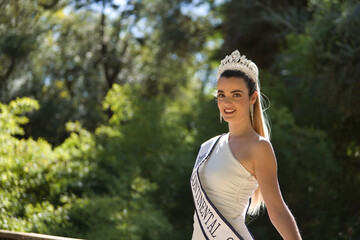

{"left": 248, "top": 87, "right": 271, "bottom": 215}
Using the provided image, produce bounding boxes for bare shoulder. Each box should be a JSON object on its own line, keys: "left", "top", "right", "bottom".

{"left": 253, "top": 137, "right": 274, "bottom": 153}
{"left": 251, "top": 136, "right": 277, "bottom": 166}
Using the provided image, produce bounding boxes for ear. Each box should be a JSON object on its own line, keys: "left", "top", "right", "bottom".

{"left": 250, "top": 91, "right": 258, "bottom": 105}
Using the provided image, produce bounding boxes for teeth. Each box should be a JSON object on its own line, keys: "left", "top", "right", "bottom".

{"left": 224, "top": 109, "right": 235, "bottom": 113}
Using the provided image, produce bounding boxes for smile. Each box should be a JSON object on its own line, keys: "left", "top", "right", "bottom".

{"left": 224, "top": 109, "right": 236, "bottom": 114}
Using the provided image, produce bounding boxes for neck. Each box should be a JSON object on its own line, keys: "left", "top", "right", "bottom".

{"left": 228, "top": 118, "right": 255, "bottom": 139}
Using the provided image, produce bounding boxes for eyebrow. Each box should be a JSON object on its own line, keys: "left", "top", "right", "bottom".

{"left": 217, "top": 90, "right": 244, "bottom": 93}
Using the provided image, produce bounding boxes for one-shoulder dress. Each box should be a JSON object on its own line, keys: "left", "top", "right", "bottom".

{"left": 191, "top": 133, "right": 259, "bottom": 240}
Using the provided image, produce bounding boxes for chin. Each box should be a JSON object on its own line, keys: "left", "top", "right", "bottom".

{"left": 222, "top": 117, "right": 234, "bottom": 122}
{"left": 223, "top": 115, "right": 243, "bottom": 123}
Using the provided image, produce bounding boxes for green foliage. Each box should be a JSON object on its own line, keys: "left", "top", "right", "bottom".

{"left": 274, "top": 0, "right": 360, "bottom": 239}
{"left": 0, "top": 97, "right": 39, "bottom": 136}
{"left": 214, "top": 0, "right": 311, "bottom": 68}
{"left": 0, "top": 97, "right": 61, "bottom": 232}
{"left": 0, "top": 0, "right": 60, "bottom": 99}
{"left": 98, "top": 83, "right": 198, "bottom": 238}
{"left": 0, "top": 87, "right": 195, "bottom": 239}
{"left": 102, "top": 84, "right": 135, "bottom": 125}
{"left": 246, "top": 82, "right": 339, "bottom": 238}
{"left": 1, "top": 0, "right": 359, "bottom": 239}
{"left": 0, "top": 96, "right": 173, "bottom": 239}
{"left": 269, "top": 106, "right": 337, "bottom": 239}
{"left": 279, "top": 0, "right": 360, "bottom": 135}
{"left": 63, "top": 195, "right": 171, "bottom": 240}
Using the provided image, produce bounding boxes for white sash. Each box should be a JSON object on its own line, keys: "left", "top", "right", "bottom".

{"left": 190, "top": 135, "right": 246, "bottom": 240}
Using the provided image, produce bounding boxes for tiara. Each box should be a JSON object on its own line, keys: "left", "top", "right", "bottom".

{"left": 216, "top": 50, "right": 259, "bottom": 83}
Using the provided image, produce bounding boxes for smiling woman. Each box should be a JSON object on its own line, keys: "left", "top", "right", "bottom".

{"left": 217, "top": 72, "right": 257, "bottom": 125}
{"left": 190, "top": 50, "right": 302, "bottom": 240}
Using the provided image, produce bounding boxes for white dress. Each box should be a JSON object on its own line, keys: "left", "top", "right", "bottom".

{"left": 191, "top": 133, "right": 259, "bottom": 240}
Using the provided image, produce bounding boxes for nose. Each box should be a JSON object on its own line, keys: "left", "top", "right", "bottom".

{"left": 224, "top": 97, "right": 232, "bottom": 103}
{"left": 219, "top": 96, "right": 232, "bottom": 103}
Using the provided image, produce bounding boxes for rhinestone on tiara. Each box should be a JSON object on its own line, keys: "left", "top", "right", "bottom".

{"left": 216, "top": 50, "right": 259, "bottom": 84}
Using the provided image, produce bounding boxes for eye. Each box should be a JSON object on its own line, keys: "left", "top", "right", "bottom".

{"left": 233, "top": 93, "right": 241, "bottom": 98}
{"left": 217, "top": 93, "right": 225, "bottom": 98}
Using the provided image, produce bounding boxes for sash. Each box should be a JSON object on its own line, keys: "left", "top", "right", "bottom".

{"left": 190, "top": 135, "right": 245, "bottom": 240}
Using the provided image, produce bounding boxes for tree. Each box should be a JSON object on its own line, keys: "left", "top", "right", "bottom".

{"left": 275, "top": 0, "right": 360, "bottom": 238}
{"left": 212, "top": 0, "right": 310, "bottom": 68}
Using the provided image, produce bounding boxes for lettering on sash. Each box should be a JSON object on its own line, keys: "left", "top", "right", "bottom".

{"left": 190, "top": 135, "right": 246, "bottom": 240}
{"left": 191, "top": 170, "right": 222, "bottom": 238}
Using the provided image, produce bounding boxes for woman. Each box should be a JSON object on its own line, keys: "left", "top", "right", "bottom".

{"left": 190, "top": 50, "right": 302, "bottom": 240}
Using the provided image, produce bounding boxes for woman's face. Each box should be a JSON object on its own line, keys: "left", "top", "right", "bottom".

{"left": 217, "top": 76, "right": 257, "bottom": 123}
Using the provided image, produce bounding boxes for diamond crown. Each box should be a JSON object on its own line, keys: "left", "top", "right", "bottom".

{"left": 217, "top": 50, "right": 259, "bottom": 84}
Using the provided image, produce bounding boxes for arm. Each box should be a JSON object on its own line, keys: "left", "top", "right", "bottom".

{"left": 252, "top": 140, "right": 302, "bottom": 240}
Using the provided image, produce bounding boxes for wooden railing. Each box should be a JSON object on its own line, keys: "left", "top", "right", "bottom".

{"left": 0, "top": 230, "right": 84, "bottom": 240}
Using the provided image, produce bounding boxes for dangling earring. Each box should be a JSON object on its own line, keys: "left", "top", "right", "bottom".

{"left": 220, "top": 112, "right": 222, "bottom": 123}
{"left": 250, "top": 104, "right": 254, "bottom": 123}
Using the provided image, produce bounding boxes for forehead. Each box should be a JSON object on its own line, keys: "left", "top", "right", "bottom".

{"left": 217, "top": 77, "right": 248, "bottom": 91}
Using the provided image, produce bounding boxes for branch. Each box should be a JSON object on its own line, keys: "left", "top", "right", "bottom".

{"left": 0, "top": 56, "right": 16, "bottom": 95}
{"left": 253, "top": 0, "right": 298, "bottom": 33}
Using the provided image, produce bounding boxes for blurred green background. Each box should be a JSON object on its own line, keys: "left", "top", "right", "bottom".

{"left": 0, "top": 0, "right": 359, "bottom": 239}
